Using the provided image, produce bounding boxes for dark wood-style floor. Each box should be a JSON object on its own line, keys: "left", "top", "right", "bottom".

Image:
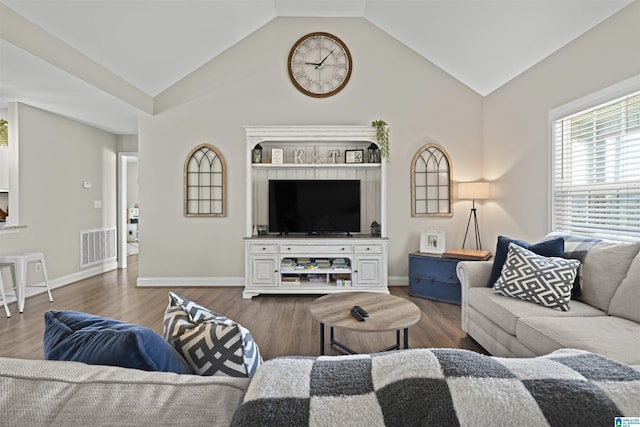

{"left": 0, "top": 255, "right": 486, "bottom": 360}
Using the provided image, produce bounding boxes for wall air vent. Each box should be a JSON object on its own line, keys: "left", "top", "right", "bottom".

{"left": 80, "top": 227, "right": 117, "bottom": 268}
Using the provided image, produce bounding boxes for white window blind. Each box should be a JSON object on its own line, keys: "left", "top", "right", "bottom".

{"left": 552, "top": 90, "right": 640, "bottom": 240}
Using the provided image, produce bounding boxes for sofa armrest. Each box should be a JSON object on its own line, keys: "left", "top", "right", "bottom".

{"left": 456, "top": 261, "right": 493, "bottom": 289}
{"left": 457, "top": 260, "right": 493, "bottom": 333}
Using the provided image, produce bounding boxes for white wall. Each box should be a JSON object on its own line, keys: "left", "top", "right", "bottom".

{"left": 139, "top": 18, "right": 484, "bottom": 282}
{"left": 126, "top": 160, "right": 138, "bottom": 209}
{"left": 482, "top": 1, "right": 640, "bottom": 247}
{"left": 117, "top": 135, "right": 138, "bottom": 153}
{"left": 0, "top": 103, "right": 118, "bottom": 283}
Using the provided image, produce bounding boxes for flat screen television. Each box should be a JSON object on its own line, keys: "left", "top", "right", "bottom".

{"left": 269, "top": 180, "right": 360, "bottom": 234}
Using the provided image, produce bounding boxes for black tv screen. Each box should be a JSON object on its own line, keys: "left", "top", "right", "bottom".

{"left": 269, "top": 180, "right": 361, "bottom": 234}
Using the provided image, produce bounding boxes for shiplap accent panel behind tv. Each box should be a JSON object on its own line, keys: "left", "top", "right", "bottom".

{"left": 245, "top": 125, "right": 387, "bottom": 238}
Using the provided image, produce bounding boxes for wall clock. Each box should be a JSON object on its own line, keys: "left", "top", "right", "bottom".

{"left": 288, "top": 32, "right": 352, "bottom": 98}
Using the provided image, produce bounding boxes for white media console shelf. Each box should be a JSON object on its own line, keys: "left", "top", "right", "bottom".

{"left": 243, "top": 125, "right": 388, "bottom": 299}
{"left": 243, "top": 236, "right": 388, "bottom": 299}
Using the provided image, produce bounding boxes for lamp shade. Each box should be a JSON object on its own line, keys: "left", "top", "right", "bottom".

{"left": 458, "top": 182, "right": 490, "bottom": 200}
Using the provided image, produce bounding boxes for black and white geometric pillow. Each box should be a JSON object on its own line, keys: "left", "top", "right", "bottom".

{"left": 166, "top": 292, "right": 235, "bottom": 326}
{"left": 164, "top": 292, "right": 263, "bottom": 378}
{"left": 494, "top": 243, "right": 580, "bottom": 311}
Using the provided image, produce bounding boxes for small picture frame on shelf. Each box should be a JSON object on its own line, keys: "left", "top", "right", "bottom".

{"left": 345, "top": 149, "right": 364, "bottom": 164}
{"left": 271, "top": 148, "right": 284, "bottom": 165}
{"left": 420, "top": 230, "right": 445, "bottom": 254}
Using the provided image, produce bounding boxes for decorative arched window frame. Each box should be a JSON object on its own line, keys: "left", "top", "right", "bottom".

{"left": 184, "top": 143, "right": 226, "bottom": 217}
{"left": 411, "top": 143, "right": 453, "bottom": 217}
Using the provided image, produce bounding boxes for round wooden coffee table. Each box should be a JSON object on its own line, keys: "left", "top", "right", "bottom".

{"left": 310, "top": 292, "right": 421, "bottom": 355}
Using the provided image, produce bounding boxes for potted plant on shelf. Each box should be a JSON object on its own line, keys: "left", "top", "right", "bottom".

{"left": 372, "top": 120, "right": 389, "bottom": 161}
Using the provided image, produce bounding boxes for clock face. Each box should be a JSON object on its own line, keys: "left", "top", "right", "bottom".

{"left": 288, "top": 32, "right": 352, "bottom": 98}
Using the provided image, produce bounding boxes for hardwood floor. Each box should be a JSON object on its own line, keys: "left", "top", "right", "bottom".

{"left": 0, "top": 254, "right": 486, "bottom": 360}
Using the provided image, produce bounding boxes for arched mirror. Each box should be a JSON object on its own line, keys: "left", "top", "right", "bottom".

{"left": 184, "top": 144, "right": 226, "bottom": 217}
{"left": 411, "top": 144, "right": 452, "bottom": 217}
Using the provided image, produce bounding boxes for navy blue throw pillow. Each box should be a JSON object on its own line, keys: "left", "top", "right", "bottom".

{"left": 44, "top": 310, "right": 192, "bottom": 374}
{"left": 486, "top": 236, "right": 565, "bottom": 287}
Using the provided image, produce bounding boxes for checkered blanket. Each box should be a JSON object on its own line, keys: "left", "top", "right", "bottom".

{"left": 231, "top": 348, "right": 640, "bottom": 427}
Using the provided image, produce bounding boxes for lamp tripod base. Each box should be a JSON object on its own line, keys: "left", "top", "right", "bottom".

{"left": 462, "top": 201, "right": 482, "bottom": 251}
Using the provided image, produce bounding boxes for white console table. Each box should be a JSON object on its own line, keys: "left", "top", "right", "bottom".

{"left": 243, "top": 236, "right": 388, "bottom": 299}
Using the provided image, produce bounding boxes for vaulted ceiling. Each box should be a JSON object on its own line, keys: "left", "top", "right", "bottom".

{"left": 0, "top": 0, "right": 634, "bottom": 134}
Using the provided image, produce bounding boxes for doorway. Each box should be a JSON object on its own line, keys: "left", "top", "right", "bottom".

{"left": 117, "top": 152, "right": 138, "bottom": 269}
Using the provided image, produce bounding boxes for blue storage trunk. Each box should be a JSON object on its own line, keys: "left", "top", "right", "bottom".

{"left": 408, "top": 252, "right": 461, "bottom": 305}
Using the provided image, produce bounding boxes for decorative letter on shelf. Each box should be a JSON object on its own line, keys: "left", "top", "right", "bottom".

{"left": 328, "top": 150, "right": 340, "bottom": 163}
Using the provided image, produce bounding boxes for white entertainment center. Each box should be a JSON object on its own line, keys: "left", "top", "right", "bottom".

{"left": 243, "top": 125, "right": 389, "bottom": 299}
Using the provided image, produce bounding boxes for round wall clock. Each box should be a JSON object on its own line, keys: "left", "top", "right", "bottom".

{"left": 288, "top": 32, "right": 352, "bottom": 98}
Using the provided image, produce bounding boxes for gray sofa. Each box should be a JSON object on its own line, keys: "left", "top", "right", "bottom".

{"left": 2, "top": 348, "right": 639, "bottom": 426}
{"left": 458, "top": 237, "right": 640, "bottom": 369}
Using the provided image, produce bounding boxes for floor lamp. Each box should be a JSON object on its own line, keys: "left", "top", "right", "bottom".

{"left": 458, "top": 182, "right": 491, "bottom": 250}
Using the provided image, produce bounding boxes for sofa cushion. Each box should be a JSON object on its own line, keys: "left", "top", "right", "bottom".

{"left": 466, "top": 305, "right": 540, "bottom": 358}
{"left": 43, "top": 310, "right": 192, "bottom": 374}
{"left": 467, "top": 287, "right": 605, "bottom": 335}
{"left": 608, "top": 252, "right": 640, "bottom": 323}
{"left": 494, "top": 244, "right": 580, "bottom": 311}
{"left": 486, "top": 236, "right": 565, "bottom": 287}
{"left": 578, "top": 241, "right": 640, "bottom": 311}
{"left": 516, "top": 316, "right": 640, "bottom": 366}
{"left": 0, "top": 357, "right": 249, "bottom": 426}
{"left": 164, "top": 292, "right": 262, "bottom": 378}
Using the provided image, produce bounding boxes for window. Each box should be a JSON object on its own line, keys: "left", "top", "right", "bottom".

{"left": 184, "top": 144, "right": 226, "bottom": 217}
{"left": 551, "top": 87, "right": 640, "bottom": 240}
{"left": 411, "top": 144, "right": 452, "bottom": 217}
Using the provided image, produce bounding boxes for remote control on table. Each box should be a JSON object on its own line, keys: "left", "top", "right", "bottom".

{"left": 351, "top": 306, "right": 365, "bottom": 322}
{"left": 353, "top": 305, "right": 369, "bottom": 317}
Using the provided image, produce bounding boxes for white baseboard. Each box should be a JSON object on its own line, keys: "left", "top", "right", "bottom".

{"left": 1, "top": 261, "right": 118, "bottom": 304}
{"left": 54, "top": 261, "right": 119, "bottom": 288}
{"left": 137, "top": 276, "right": 245, "bottom": 287}
{"left": 388, "top": 276, "right": 409, "bottom": 286}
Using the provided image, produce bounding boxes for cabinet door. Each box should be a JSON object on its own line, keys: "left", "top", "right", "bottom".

{"left": 249, "top": 256, "right": 279, "bottom": 287}
{"left": 354, "top": 255, "right": 382, "bottom": 287}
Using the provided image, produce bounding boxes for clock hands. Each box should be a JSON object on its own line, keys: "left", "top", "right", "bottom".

{"left": 314, "top": 48, "right": 336, "bottom": 69}
{"left": 302, "top": 48, "right": 337, "bottom": 69}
